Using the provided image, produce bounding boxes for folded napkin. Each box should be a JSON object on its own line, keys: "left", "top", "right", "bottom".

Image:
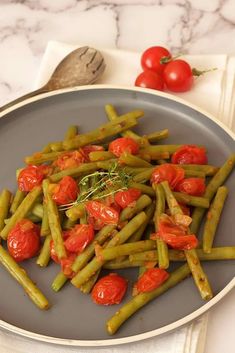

{"left": 0, "top": 41, "right": 234, "bottom": 353}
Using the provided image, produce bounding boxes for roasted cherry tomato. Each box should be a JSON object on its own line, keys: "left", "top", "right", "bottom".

{"left": 163, "top": 59, "right": 193, "bottom": 92}
{"left": 54, "top": 151, "right": 85, "bottom": 170}
{"left": 86, "top": 200, "right": 119, "bottom": 225}
{"left": 135, "top": 70, "right": 164, "bottom": 91}
{"left": 91, "top": 273, "right": 128, "bottom": 305}
{"left": 135, "top": 268, "right": 169, "bottom": 293}
{"left": 50, "top": 230, "right": 71, "bottom": 263}
{"left": 114, "top": 188, "right": 141, "bottom": 209}
{"left": 171, "top": 145, "right": 207, "bottom": 165}
{"left": 64, "top": 224, "right": 94, "bottom": 253}
{"left": 52, "top": 176, "right": 79, "bottom": 206}
{"left": 141, "top": 46, "right": 171, "bottom": 74}
{"left": 60, "top": 253, "right": 77, "bottom": 278}
{"left": 151, "top": 164, "right": 185, "bottom": 189}
{"left": 175, "top": 178, "right": 206, "bottom": 196}
{"left": 109, "top": 137, "right": 139, "bottom": 158}
{"left": 18, "top": 165, "right": 48, "bottom": 192}
{"left": 80, "top": 145, "right": 104, "bottom": 162}
{"left": 7, "top": 219, "right": 40, "bottom": 262}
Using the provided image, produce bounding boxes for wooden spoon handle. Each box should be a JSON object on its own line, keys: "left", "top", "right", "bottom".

{"left": 0, "top": 86, "right": 48, "bottom": 113}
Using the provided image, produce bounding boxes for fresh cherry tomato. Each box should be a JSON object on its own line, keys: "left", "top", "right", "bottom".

{"left": 163, "top": 59, "right": 194, "bottom": 92}
{"left": 150, "top": 164, "right": 185, "bottom": 189}
{"left": 60, "top": 253, "right": 77, "bottom": 278}
{"left": 171, "top": 145, "right": 208, "bottom": 165}
{"left": 64, "top": 224, "right": 94, "bottom": 253}
{"left": 18, "top": 165, "right": 48, "bottom": 192}
{"left": 52, "top": 176, "right": 79, "bottom": 206}
{"left": 80, "top": 145, "right": 104, "bottom": 162}
{"left": 135, "top": 70, "right": 164, "bottom": 91}
{"left": 85, "top": 200, "right": 119, "bottom": 225}
{"left": 175, "top": 178, "right": 206, "bottom": 196}
{"left": 135, "top": 268, "right": 169, "bottom": 293}
{"left": 141, "top": 46, "right": 171, "bottom": 74}
{"left": 109, "top": 137, "right": 139, "bottom": 158}
{"left": 7, "top": 219, "right": 40, "bottom": 262}
{"left": 91, "top": 273, "right": 128, "bottom": 305}
{"left": 114, "top": 188, "right": 141, "bottom": 209}
{"left": 54, "top": 151, "right": 85, "bottom": 170}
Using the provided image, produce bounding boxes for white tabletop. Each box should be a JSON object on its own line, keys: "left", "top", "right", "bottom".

{"left": 0, "top": 1, "right": 235, "bottom": 352}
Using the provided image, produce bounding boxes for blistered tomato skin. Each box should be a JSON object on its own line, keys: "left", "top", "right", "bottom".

{"left": 172, "top": 145, "right": 208, "bottom": 165}
{"left": 136, "top": 268, "right": 169, "bottom": 293}
{"left": 55, "top": 151, "right": 85, "bottom": 170}
{"left": 109, "top": 137, "right": 139, "bottom": 158}
{"left": 151, "top": 164, "right": 185, "bottom": 189}
{"left": 7, "top": 219, "right": 40, "bottom": 262}
{"left": 52, "top": 176, "right": 79, "bottom": 206}
{"left": 175, "top": 178, "right": 206, "bottom": 196}
{"left": 141, "top": 46, "right": 171, "bottom": 74}
{"left": 115, "top": 188, "right": 141, "bottom": 209}
{"left": 91, "top": 273, "right": 128, "bottom": 305}
{"left": 64, "top": 224, "right": 94, "bottom": 253}
{"left": 18, "top": 165, "right": 47, "bottom": 192}
{"left": 86, "top": 201, "right": 119, "bottom": 225}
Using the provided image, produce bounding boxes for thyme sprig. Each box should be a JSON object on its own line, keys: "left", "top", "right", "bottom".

{"left": 60, "top": 163, "right": 131, "bottom": 210}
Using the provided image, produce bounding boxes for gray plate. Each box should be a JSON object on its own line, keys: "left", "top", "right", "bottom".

{"left": 0, "top": 86, "right": 235, "bottom": 346}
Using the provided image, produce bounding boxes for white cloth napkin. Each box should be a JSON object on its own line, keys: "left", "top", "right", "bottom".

{"left": 0, "top": 41, "right": 234, "bottom": 353}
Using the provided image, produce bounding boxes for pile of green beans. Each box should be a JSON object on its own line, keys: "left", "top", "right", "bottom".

{"left": 0, "top": 104, "right": 234, "bottom": 336}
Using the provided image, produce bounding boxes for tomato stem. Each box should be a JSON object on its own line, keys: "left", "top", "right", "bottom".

{"left": 192, "top": 67, "right": 217, "bottom": 77}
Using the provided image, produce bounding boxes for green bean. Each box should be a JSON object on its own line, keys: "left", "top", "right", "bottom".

{"left": 80, "top": 270, "right": 100, "bottom": 294}
{"left": 156, "top": 159, "right": 167, "bottom": 165}
{"left": 106, "top": 264, "right": 190, "bottom": 335}
{"left": 132, "top": 168, "right": 154, "bottom": 183}
{"left": 79, "top": 183, "right": 88, "bottom": 225}
{"left": 50, "top": 162, "right": 98, "bottom": 183}
{"left": 25, "top": 151, "right": 64, "bottom": 165}
{"left": 203, "top": 186, "right": 228, "bottom": 253}
{"left": 52, "top": 225, "right": 116, "bottom": 292}
{"left": 1, "top": 186, "right": 42, "bottom": 240}
{"left": 119, "top": 152, "right": 152, "bottom": 168}
{"left": 130, "top": 247, "right": 235, "bottom": 262}
{"left": 63, "top": 111, "right": 144, "bottom": 150}
{"left": 173, "top": 192, "right": 209, "bottom": 208}
{"left": 50, "top": 141, "right": 64, "bottom": 152}
{"left": 42, "top": 143, "right": 52, "bottom": 153}
{"left": 161, "top": 181, "right": 213, "bottom": 300}
{"left": 104, "top": 104, "right": 142, "bottom": 141}
{"left": 138, "top": 151, "right": 170, "bottom": 161}
{"left": 104, "top": 259, "right": 144, "bottom": 269}
{"left": 155, "top": 184, "right": 169, "bottom": 269}
{"left": 71, "top": 212, "right": 147, "bottom": 288}
{"left": 119, "top": 195, "right": 152, "bottom": 222}
{"left": 99, "top": 240, "right": 156, "bottom": 261}
{"left": 0, "top": 189, "right": 12, "bottom": 231}
{"left": 65, "top": 125, "right": 78, "bottom": 140}
{"left": 145, "top": 129, "right": 169, "bottom": 142}
{"left": 43, "top": 180, "right": 66, "bottom": 260}
{"left": 172, "top": 164, "right": 219, "bottom": 176}
{"left": 36, "top": 234, "right": 52, "bottom": 267}
{"left": 190, "top": 154, "right": 235, "bottom": 234}
{"left": 0, "top": 245, "right": 49, "bottom": 310}
{"left": 184, "top": 170, "right": 206, "bottom": 178}
{"left": 128, "top": 203, "right": 155, "bottom": 243}
{"left": 66, "top": 203, "right": 85, "bottom": 221}
{"left": 10, "top": 189, "right": 26, "bottom": 214}
{"left": 62, "top": 217, "right": 76, "bottom": 230}
{"left": 41, "top": 201, "right": 50, "bottom": 236}
{"left": 89, "top": 151, "right": 115, "bottom": 162}
{"left": 122, "top": 167, "right": 150, "bottom": 176}
{"left": 140, "top": 145, "right": 183, "bottom": 156}
{"left": 129, "top": 182, "right": 155, "bottom": 197}
{"left": 31, "top": 203, "right": 43, "bottom": 219}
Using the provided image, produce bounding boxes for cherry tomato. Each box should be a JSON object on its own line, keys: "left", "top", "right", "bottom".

{"left": 158, "top": 214, "right": 187, "bottom": 236}
{"left": 109, "top": 137, "right": 139, "bottom": 158}
{"left": 60, "top": 253, "right": 77, "bottom": 278}
{"left": 50, "top": 230, "right": 71, "bottom": 263}
{"left": 114, "top": 188, "right": 141, "bottom": 209}
{"left": 54, "top": 151, "right": 85, "bottom": 171}
{"left": 7, "top": 219, "right": 40, "bottom": 262}
{"left": 135, "top": 70, "right": 164, "bottom": 91}
{"left": 141, "top": 46, "right": 171, "bottom": 74}
{"left": 179, "top": 203, "right": 190, "bottom": 216}
{"left": 150, "top": 164, "right": 185, "bottom": 189}
{"left": 85, "top": 200, "right": 119, "bottom": 225}
{"left": 64, "top": 224, "right": 94, "bottom": 253}
{"left": 171, "top": 145, "right": 208, "bottom": 165}
{"left": 135, "top": 268, "right": 169, "bottom": 293}
{"left": 163, "top": 59, "right": 194, "bottom": 92}
{"left": 18, "top": 165, "right": 48, "bottom": 192}
{"left": 91, "top": 273, "right": 127, "bottom": 305}
{"left": 80, "top": 145, "right": 104, "bottom": 162}
{"left": 52, "top": 176, "right": 79, "bottom": 206}
{"left": 175, "top": 178, "right": 206, "bottom": 196}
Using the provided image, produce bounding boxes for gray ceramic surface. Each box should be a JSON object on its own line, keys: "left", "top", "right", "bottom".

{"left": 0, "top": 87, "right": 235, "bottom": 344}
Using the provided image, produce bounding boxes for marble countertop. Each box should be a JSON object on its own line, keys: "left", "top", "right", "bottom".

{"left": 0, "top": 1, "right": 235, "bottom": 352}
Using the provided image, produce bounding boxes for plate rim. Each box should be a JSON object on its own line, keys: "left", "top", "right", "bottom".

{"left": 0, "top": 84, "right": 235, "bottom": 347}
